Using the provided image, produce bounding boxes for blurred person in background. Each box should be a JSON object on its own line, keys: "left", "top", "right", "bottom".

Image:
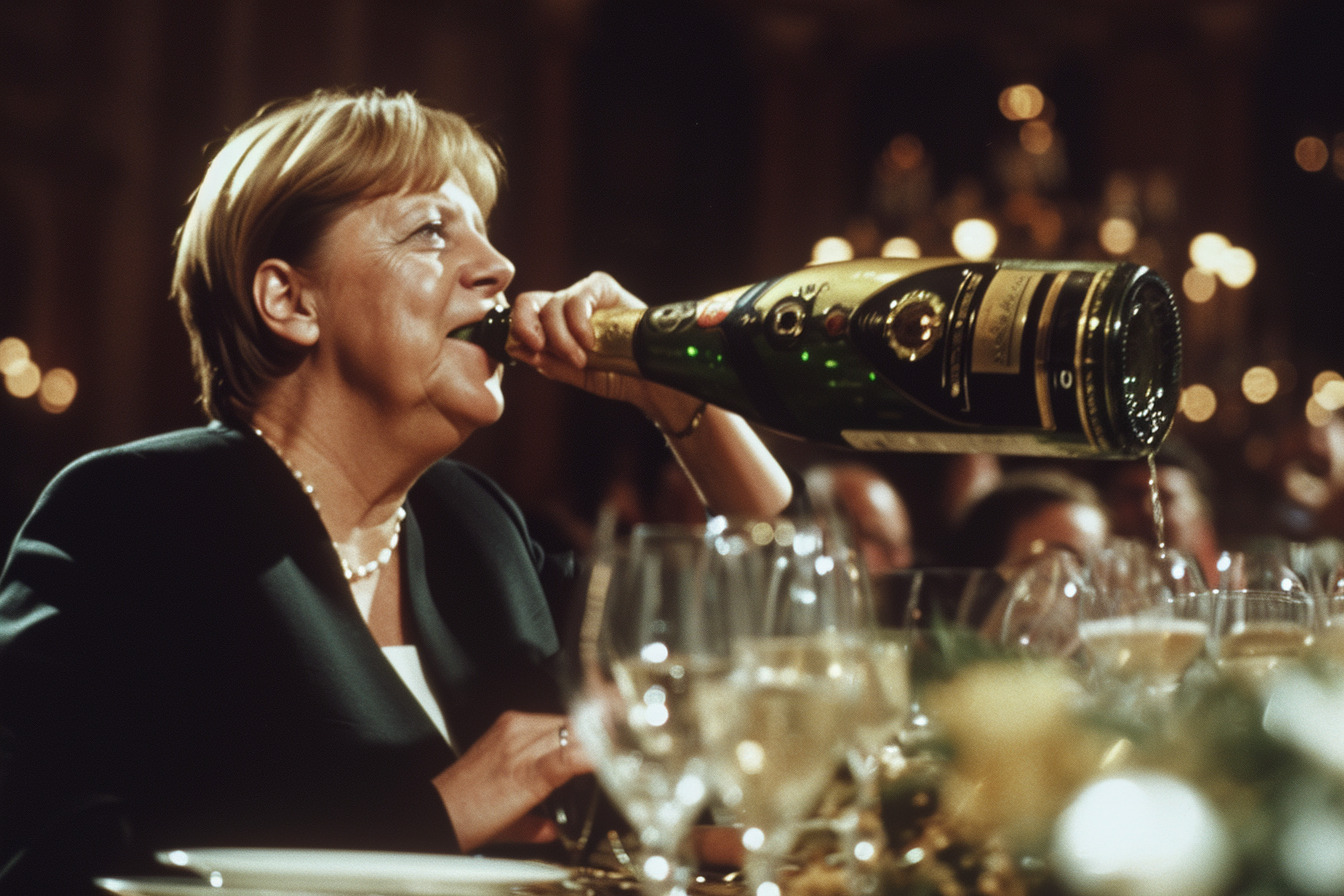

{"left": 942, "top": 467, "right": 1110, "bottom": 630}
{"left": 804, "top": 461, "right": 915, "bottom": 577}
{"left": 1263, "top": 411, "right": 1344, "bottom": 543}
{"left": 949, "top": 467, "right": 1110, "bottom": 576}
{"left": 0, "top": 88, "right": 793, "bottom": 893}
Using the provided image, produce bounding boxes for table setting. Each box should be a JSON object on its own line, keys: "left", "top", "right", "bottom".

{"left": 95, "top": 529, "right": 1344, "bottom": 896}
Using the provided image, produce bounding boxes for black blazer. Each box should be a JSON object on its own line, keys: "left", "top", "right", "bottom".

{"left": 0, "top": 423, "right": 577, "bottom": 891}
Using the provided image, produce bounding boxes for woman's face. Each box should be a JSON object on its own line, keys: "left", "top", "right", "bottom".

{"left": 304, "top": 174, "right": 514, "bottom": 445}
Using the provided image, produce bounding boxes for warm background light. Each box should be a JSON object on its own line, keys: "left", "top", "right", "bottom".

{"left": 1182, "top": 268, "right": 1218, "bottom": 303}
{"left": 881, "top": 236, "right": 921, "bottom": 258}
{"left": 1019, "top": 120, "right": 1054, "bottom": 155}
{"left": 1189, "top": 232, "right": 1231, "bottom": 271}
{"left": 884, "top": 133, "right": 925, "bottom": 171}
{"left": 1306, "top": 395, "right": 1335, "bottom": 427}
{"left": 1186, "top": 232, "right": 1256, "bottom": 287}
{"left": 998, "top": 83, "right": 1045, "bottom": 121}
{"left": 1295, "top": 136, "right": 1329, "bottom": 172}
{"left": 1, "top": 335, "right": 77, "bottom": 412}
{"left": 1217, "top": 246, "right": 1257, "bottom": 288}
{"left": 5, "top": 360, "right": 41, "bottom": 399}
{"left": 0, "top": 337, "right": 29, "bottom": 376}
{"left": 1241, "top": 366, "right": 1279, "bottom": 404}
{"left": 1099, "top": 217, "right": 1138, "bottom": 255}
{"left": 1180, "top": 384, "right": 1217, "bottom": 423}
{"left": 1315, "top": 383, "right": 1344, "bottom": 412}
{"left": 810, "top": 236, "right": 854, "bottom": 264}
{"left": 38, "top": 368, "right": 78, "bottom": 414}
{"left": 952, "top": 218, "right": 998, "bottom": 261}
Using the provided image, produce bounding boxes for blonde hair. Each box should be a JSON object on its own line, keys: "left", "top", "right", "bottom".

{"left": 172, "top": 88, "right": 503, "bottom": 422}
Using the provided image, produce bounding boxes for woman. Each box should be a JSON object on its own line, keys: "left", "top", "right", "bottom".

{"left": 0, "top": 88, "right": 792, "bottom": 891}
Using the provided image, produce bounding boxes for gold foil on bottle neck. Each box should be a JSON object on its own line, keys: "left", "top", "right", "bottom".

{"left": 586, "top": 307, "right": 645, "bottom": 376}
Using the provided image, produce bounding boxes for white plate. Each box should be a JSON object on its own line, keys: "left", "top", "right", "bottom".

{"left": 153, "top": 848, "right": 571, "bottom": 895}
{"left": 97, "top": 878, "right": 324, "bottom": 896}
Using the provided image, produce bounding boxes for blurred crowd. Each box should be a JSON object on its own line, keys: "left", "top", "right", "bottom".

{"left": 525, "top": 404, "right": 1344, "bottom": 635}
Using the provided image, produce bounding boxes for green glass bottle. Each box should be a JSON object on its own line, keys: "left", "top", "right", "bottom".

{"left": 454, "top": 258, "right": 1182, "bottom": 458}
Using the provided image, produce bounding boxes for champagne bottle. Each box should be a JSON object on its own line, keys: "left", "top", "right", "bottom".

{"left": 454, "top": 258, "right": 1182, "bottom": 458}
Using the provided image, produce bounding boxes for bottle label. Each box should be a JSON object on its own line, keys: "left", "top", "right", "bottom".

{"left": 840, "top": 428, "right": 1092, "bottom": 456}
{"left": 970, "top": 270, "right": 1044, "bottom": 375}
{"left": 697, "top": 295, "right": 737, "bottom": 328}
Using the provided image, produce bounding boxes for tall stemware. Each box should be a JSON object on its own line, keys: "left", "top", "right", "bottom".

{"left": 698, "top": 516, "right": 874, "bottom": 896}
{"left": 1075, "top": 539, "right": 1212, "bottom": 717}
{"left": 567, "top": 520, "right": 736, "bottom": 896}
{"left": 1212, "top": 549, "right": 1316, "bottom": 688}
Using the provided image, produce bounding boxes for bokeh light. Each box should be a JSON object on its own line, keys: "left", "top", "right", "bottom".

{"left": 1182, "top": 268, "right": 1218, "bottom": 303}
{"left": 5, "top": 359, "right": 41, "bottom": 399}
{"left": 810, "top": 236, "right": 854, "bottom": 264}
{"left": 1296, "top": 136, "right": 1329, "bottom": 172}
{"left": 952, "top": 218, "right": 998, "bottom": 261}
{"left": 38, "top": 368, "right": 78, "bottom": 414}
{"left": 1217, "top": 246, "right": 1257, "bottom": 288}
{"left": 1098, "top": 217, "right": 1138, "bottom": 256}
{"left": 880, "top": 236, "right": 921, "bottom": 258}
{"left": 884, "top": 133, "right": 925, "bottom": 171}
{"left": 1313, "top": 370, "right": 1344, "bottom": 394}
{"left": 1306, "top": 395, "right": 1335, "bottom": 427}
{"left": 1181, "top": 384, "right": 1217, "bottom": 423}
{"left": 999, "top": 84, "right": 1045, "bottom": 121}
{"left": 1241, "top": 366, "right": 1279, "bottom": 404}
{"left": 1315, "top": 378, "right": 1344, "bottom": 412}
{"left": 1019, "top": 120, "right": 1054, "bottom": 155}
{"left": 0, "top": 337, "right": 29, "bottom": 376}
{"left": 1189, "top": 232, "right": 1231, "bottom": 271}
{"left": 1053, "top": 773, "right": 1232, "bottom": 896}
{"left": 1187, "top": 233, "right": 1255, "bottom": 287}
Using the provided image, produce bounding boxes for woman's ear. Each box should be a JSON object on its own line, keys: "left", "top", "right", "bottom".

{"left": 253, "top": 259, "right": 319, "bottom": 347}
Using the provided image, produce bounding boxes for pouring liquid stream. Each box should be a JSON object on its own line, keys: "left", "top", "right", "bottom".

{"left": 1148, "top": 453, "right": 1167, "bottom": 552}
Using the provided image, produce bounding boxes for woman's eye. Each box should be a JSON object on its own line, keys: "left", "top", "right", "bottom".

{"left": 413, "top": 221, "right": 448, "bottom": 246}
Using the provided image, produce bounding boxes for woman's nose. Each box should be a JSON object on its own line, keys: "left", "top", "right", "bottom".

{"left": 466, "top": 239, "right": 515, "bottom": 297}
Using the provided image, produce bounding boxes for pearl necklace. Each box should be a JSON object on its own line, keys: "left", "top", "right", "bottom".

{"left": 254, "top": 428, "right": 406, "bottom": 582}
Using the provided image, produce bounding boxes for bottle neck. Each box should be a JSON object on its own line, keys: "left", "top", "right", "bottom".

{"left": 588, "top": 307, "right": 645, "bottom": 376}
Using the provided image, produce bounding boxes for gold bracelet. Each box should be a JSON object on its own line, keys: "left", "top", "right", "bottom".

{"left": 657, "top": 401, "right": 708, "bottom": 439}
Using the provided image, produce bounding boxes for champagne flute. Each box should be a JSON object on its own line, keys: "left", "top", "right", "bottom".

{"left": 698, "top": 516, "right": 873, "bottom": 896}
{"left": 1212, "top": 548, "right": 1315, "bottom": 685}
{"left": 1211, "top": 550, "right": 1315, "bottom": 687}
{"left": 1076, "top": 539, "right": 1212, "bottom": 709}
{"left": 567, "top": 521, "right": 735, "bottom": 896}
{"left": 1314, "top": 560, "right": 1344, "bottom": 663}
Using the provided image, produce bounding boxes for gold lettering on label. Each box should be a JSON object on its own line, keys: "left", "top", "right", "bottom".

{"left": 971, "top": 271, "right": 1042, "bottom": 375}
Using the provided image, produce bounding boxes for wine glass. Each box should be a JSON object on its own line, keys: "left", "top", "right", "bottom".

{"left": 995, "top": 547, "right": 1090, "bottom": 659}
{"left": 1314, "top": 560, "right": 1344, "bottom": 664}
{"left": 697, "top": 515, "right": 873, "bottom": 896}
{"left": 1211, "top": 549, "right": 1316, "bottom": 688}
{"left": 567, "top": 521, "right": 736, "bottom": 896}
{"left": 1075, "top": 539, "right": 1212, "bottom": 712}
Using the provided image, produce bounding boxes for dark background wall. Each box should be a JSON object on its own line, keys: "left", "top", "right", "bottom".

{"left": 3, "top": 0, "right": 1343, "bottom": 553}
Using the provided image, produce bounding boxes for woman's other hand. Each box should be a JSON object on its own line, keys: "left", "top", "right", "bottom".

{"left": 433, "top": 710, "right": 592, "bottom": 853}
